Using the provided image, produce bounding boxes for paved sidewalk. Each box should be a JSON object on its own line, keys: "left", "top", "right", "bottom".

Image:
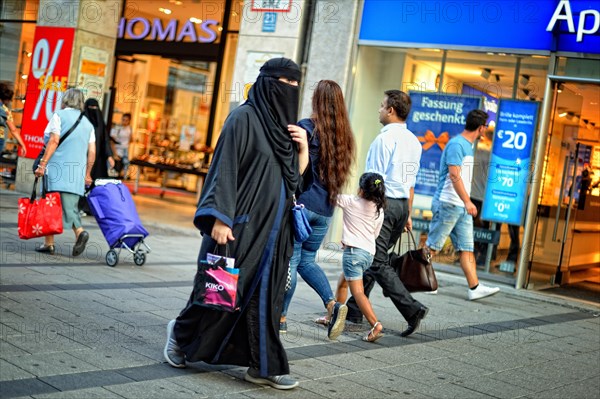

{"left": 1, "top": 188, "right": 599, "bottom": 398}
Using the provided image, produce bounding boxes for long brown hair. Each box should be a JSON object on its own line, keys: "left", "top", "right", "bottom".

{"left": 312, "top": 80, "right": 356, "bottom": 204}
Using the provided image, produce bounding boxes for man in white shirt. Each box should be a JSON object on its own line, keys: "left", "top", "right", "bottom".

{"left": 110, "top": 113, "right": 132, "bottom": 179}
{"left": 346, "top": 90, "right": 429, "bottom": 337}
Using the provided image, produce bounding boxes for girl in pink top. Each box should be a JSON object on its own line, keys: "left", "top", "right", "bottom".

{"left": 335, "top": 172, "right": 386, "bottom": 342}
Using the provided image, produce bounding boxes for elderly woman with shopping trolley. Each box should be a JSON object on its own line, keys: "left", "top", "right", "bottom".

{"left": 33, "top": 88, "right": 96, "bottom": 256}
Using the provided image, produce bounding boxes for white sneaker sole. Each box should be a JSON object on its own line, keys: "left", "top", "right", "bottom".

{"left": 244, "top": 373, "right": 299, "bottom": 390}
{"left": 164, "top": 320, "right": 186, "bottom": 368}
{"left": 468, "top": 288, "right": 500, "bottom": 301}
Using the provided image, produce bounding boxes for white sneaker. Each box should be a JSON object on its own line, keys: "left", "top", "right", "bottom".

{"left": 164, "top": 319, "right": 186, "bottom": 368}
{"left": 468, "top": 284, "right": 500, "bottom": 301}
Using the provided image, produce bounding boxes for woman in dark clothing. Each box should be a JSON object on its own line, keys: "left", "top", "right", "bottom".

{"left": 280, "top": 80, "right": 356, "bottom": 339}
{"left": 163, "top": 58, "right": 310, "bottom": 390}
{"left": 83, "top": 99, "right": 114, "bottom": 180}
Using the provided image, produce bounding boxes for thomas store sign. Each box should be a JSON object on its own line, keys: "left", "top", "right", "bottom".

{"left": 118, "top": 17, "right": 219, "bottom": 43}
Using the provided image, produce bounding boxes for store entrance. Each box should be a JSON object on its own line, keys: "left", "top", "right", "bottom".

{"left": 528, "top": 80, "right": 600, "bottom": 292}
{"left": 111, "top": 55, "right": 216, "bottom": 197}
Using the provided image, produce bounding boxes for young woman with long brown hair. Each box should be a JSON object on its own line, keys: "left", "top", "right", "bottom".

{"left": 280, "top": 80, "right": 356, "bottom": 340}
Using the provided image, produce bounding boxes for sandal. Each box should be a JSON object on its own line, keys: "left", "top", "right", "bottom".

{"left": 362, "top": 322, "right": 384, "bottom": 342}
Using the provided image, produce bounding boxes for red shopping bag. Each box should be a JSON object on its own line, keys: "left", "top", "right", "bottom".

{"left": 18, "top": 177, "right": 63, "bottom": 239}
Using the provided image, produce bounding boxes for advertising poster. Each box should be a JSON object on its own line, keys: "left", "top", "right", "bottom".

{"left": 21, "top": 27, "right": 76, "bottom": 159}
{"left": 179, "top": 125, "right": 197, "bottom": 151}
{"left": 251, "top": 0, "right": 292, "bottom": 12}
{"left": 462, "top": 84, "right": 498, "bottom": 127}
{"left": 243, "top": 51, "right": 284, "bottom": 100}
{"left": 76, "top": 46, "right": 109, "bottom": 101}
{"left": 408, "top": 92, "right": 481, "bottom": 196}
{"left": 482, "top": 100, "right": 540, "bottom": 225}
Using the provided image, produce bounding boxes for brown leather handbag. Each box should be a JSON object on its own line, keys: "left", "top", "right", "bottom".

{"left": 393, "top": 231, "right": 438, "bottom": 293}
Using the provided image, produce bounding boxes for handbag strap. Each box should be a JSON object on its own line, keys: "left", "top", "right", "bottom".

{"left": 29, "top": 176, "right": 50, "bottom": 201}
{"left": 211, "top": 243, "right": 230, "bottom": 259}
{"left": 407, "top": 229, "right": 418, "bottom": 251}
{"left": 397, "top": 229, "right": 418, "bottom": 252}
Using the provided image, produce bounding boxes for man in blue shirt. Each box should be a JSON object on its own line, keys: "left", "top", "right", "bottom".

{"left": 346, "top": 90, "right": 429, "bottom": 337}
{"left": 426, "top": 109, "right": 500, "bottom": 301}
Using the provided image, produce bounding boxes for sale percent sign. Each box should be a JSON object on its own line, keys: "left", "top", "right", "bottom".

{"left": 21, "top": 27, "right": 76, "bottom": 159}
{"left": 482, "top": 99, "right": 540, "bottom": 226}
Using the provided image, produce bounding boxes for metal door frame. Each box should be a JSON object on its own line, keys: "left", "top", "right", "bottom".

{"left": 516, "top": 74, "right": 600, "bottom": 289}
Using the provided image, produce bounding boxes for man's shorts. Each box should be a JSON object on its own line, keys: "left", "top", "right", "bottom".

{"left": 426, "top": 201, "right": 474, "bottom": 253}
{"left": 342, "top": 247, "right": 374, "bottom": 281}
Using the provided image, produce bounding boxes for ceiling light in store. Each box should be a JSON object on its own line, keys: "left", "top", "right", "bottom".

{"left": 159, "top": 8, "right": 172, "bottom": 15}
{"left": 218, "top": 26, "right": 223, "bottom": 31}
{"left": 21, "top": 74, "right": 27, "bottom": 79}
{"left": 519, "top": 74, "right": 530, "bottom": 86}
{"left": 190, "top": 17, "right": 203, "bottom": 24}
{"left": 26, "top": 52, "right": 32, "bottom": 57}
{"left": 557, "top": 83, "right": 564, "bottom": 93}
{"left": 169, "top": 0, "right": 183, "bottom": 5}
{"left": 558, "top": 112, "right": 568, "bottom": 117}
{"left": 481, "top": 68, "right": 491, "bottom": 80}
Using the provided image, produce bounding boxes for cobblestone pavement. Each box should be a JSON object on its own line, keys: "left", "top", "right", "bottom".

{"left": 1, "top": 188, "right": 598, "bottom": 399}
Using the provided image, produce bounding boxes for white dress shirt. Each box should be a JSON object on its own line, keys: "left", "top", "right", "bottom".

{"left": 365, "top": 123, "right": 422, "bottom": 199}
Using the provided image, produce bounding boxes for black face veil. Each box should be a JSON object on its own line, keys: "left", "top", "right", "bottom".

{"left": 84, "top": 98, "right": 104, "bottom": 131}
{"left": 246, "top": 58, "right": 302, "bottom": 196}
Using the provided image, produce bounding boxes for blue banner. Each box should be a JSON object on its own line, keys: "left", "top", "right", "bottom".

{"left": 462, "top": 85, "right": 498, "bottom": 128}
{"left": 360, "top": 0, "right": 600, "bottom": 54}
{"left": 482, "top": 100, "right": 540, "bottom": 225}
{"left": 408, "top": 92, "right": 481, "bottom": 196}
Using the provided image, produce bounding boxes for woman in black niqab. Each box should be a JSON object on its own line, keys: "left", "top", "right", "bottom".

{"left": 166, "top": 58, "right": 311, "bottom": 389}
{"left": 246, "top": 57, "right": 302, "bottom": 197}
{"left": 83, "top": 98, "right": 114, "bottom": 180}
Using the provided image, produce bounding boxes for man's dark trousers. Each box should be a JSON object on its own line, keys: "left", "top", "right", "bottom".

{"left": 346, "top": 197, "right": 423, "bottom": 322}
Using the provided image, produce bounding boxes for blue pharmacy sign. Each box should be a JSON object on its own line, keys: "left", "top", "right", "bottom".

{"left": 482, "top": 100, "right": 540, "bottom": 225}
{"left": 408, "top": 92, "right": 481, "bottom": 196}
{"left": 262, "top": 12, "right": 277, "bottom": 32}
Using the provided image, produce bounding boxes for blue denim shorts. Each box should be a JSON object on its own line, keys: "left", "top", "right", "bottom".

{"left": 342, "top": 247, "right": 374, "bottom": 281}
{"left": 426, "top": 201, "right": 474, "bottom": 253}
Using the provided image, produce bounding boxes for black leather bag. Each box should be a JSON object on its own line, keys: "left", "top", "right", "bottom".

{"left": 391, "top": 231, "right": 438, "bottom": 293}
{"left": 32, "top": 113, "right": 85, "bottom": 172}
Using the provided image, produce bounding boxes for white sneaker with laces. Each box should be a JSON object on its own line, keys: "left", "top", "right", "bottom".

{"left": 164, "top": 319, "right": 186, "bottom": 368}
{"left": 245, "top": 368, "right": 299, "bottom": 390}
{"left": 468, "top": 284, "right": 500, "bottom": 301}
